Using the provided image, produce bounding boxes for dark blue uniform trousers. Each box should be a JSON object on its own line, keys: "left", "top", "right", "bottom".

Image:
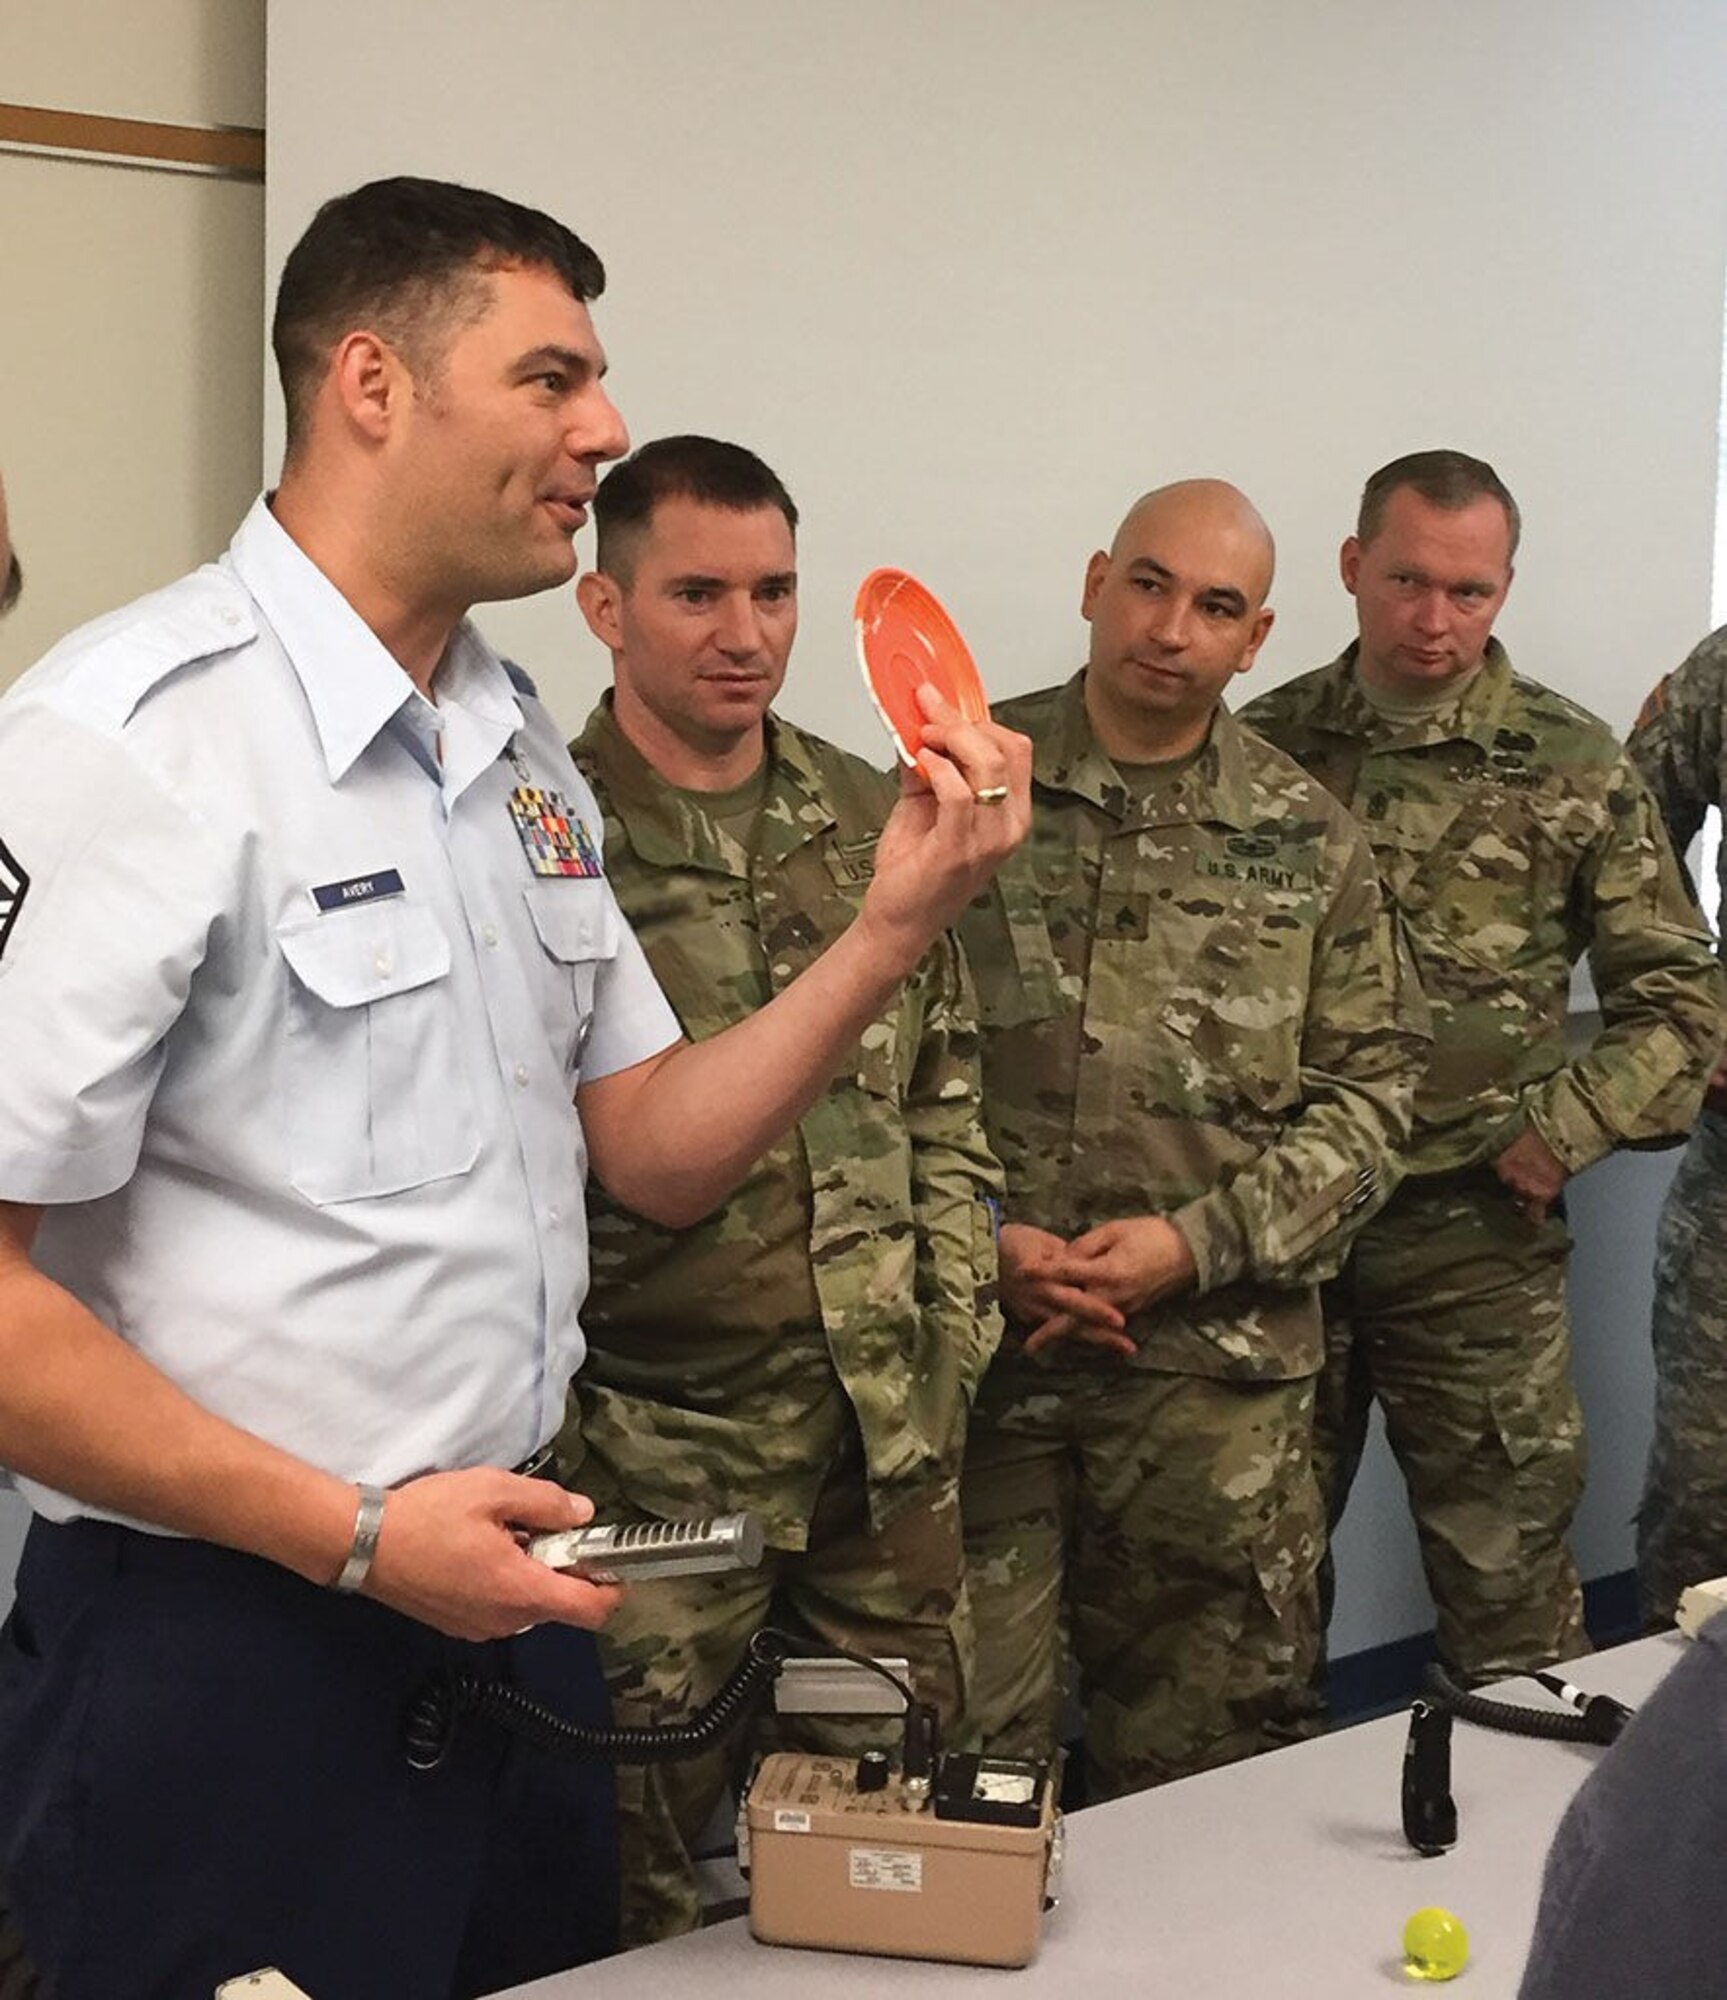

{"left": 0, "top": 1517, "right": 619, "bottom": 1999}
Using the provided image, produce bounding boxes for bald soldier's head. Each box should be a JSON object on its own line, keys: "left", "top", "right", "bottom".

{"left": 1079, "top": 479, "right": 1275, "bottom": 762}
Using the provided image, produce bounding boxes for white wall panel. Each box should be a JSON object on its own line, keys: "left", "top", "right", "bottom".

{"left": 267, "top": 0, "right": 1727, "bottom": 748}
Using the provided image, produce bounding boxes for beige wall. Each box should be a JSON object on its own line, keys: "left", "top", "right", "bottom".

{"left": 0, "top": 0, "right": 266, "bottom": 689}
{"left": 0, "top": 0, "right": 265, "bottom": 1590}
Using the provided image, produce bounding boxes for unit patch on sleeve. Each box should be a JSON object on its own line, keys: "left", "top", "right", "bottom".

{"left": 0, "top": 835, "right": 29, "bottom": 960}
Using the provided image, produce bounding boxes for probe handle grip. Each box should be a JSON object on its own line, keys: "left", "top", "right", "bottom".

{"left": 528, "top": 1512, "right": 765, "bottom": 1583}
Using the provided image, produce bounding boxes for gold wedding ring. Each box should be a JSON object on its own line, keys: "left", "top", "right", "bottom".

{"left": 972, "top": 785, "right": 1010, "bottom": 805}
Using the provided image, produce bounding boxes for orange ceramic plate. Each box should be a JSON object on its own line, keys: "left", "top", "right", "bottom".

{"left": 854, "top": 568, "right": 990, "bottom": 768}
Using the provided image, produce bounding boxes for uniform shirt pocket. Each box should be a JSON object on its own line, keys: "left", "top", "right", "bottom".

{"left": 1182, "top": 1003, "right": 1303, "bottom": 1120}
{"left": 1418, "top": 792, "right": 1592, "bottom": 983}
{"left": 275, "top": 900, "right": 479, "bottom": 1203}
{"left": 1159, "top": 906, "right": 1306, "bottom": 1129}
{"left": 523, "top": 878, "right": 620, "bottom": 1078}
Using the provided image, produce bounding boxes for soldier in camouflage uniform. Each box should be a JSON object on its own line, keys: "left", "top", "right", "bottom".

{"left": 1244, "top": 450, "right": 1723, "bottom": 1683}
{"left": 560, "top": 437, "right": 1002, "bottom": 1942}
{"left": 957, "top": 480, "right": 1426, "bottom": 1799}
{"left": 1626, "top": 626, "right": 1727, "bottom": 1624}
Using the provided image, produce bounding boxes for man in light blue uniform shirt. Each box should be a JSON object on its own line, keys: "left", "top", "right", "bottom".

{"left": 0, "top": 177, "right": 1029, "bottom": 2000}
{"left": 5, "top": 497, "right": 672, "bottom": 1499}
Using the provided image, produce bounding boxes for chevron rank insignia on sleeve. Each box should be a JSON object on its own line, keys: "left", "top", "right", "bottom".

{"left": 0, "top": 835, "right": 28, "bottom": 960}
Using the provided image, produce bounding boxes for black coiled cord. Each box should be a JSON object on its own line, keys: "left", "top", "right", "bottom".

{"left": 406, "top": 1627, "right": 793, "bottom": 1771}
{"left": 1423, "top": 1662, "right": 1629, "bottom": 1746}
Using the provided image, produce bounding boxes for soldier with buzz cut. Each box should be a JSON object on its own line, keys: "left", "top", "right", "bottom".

{"left": 1244, "top": 449, "right": 1723, "bottom": 1687}
{"left": 1625, "top": 626, "right": 1727, "bottom": 1626}
{"left": 562, "top": 435, "right": 1003, "bottom": 1945}
{"left": 957, "top": 479, "right": 1427, "bottom": 1800}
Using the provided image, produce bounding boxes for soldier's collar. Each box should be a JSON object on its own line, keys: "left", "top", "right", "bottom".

{"left": 1317, "top": 640, "right": 1511, "bottom": 757}
{"left": 570, "top": 697, "right": 833, "bottom": 875}
{"left": 231, "top": 497, "right": 527, "bottom": 784}
{"left": 1026, "top": 671, "right": 1115, "bottom": 804}
{"left": 1033, "top": 671, "right": 1254, "bottom": 829}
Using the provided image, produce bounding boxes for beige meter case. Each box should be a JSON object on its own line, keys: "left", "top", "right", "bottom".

{"left": 744, "top": 1752, "right": 1060, "bottom": 1968}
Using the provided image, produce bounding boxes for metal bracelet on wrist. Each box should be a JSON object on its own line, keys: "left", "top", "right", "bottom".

{"left": 332, "top": 1483, "right": 387, "bottom": 1594}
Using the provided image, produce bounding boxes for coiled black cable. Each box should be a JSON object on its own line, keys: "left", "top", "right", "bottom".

{"left": 405, "top": 1627, "right": 922, "bottom": 1771}
{"left": 405, "top": 1626, "right": 791, "bottom": 1770}
{"left": 1422, "top": 1662, "right": 1629, "bottom": 1746}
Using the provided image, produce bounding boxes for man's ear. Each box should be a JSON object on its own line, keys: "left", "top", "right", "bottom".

{"left": 1339, "top": 535, "right": 1362, "bottom": 596}
{"left": 576, "top": 568, "right": 623, "bottom": 648}
{"left": 327, "top": 329, "right": 408, "bottom": 445}
{"left": 1080, "top": 549, "right": 1109, "bottom": 621}
{"left": 1235, "top": 606, "right": 1275, "bottom": 679}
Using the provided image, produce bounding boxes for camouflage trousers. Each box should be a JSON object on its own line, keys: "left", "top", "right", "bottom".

{"left": 571, "top": 1437, "right": 970, "bottom": 1949}
{"left": 959, "top": 1362, "right": 1322, "bottom": 1801}
{"left": 1636, "top": 1111, "right": 1727, "bottom": 1625}
{"left": 1319, "top": 1168, "right": 1587, "bottom": 1683}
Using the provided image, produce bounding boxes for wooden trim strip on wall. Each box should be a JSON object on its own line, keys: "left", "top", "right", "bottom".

{"left": 0, "top": 101, "right": 264, "bottom": 181}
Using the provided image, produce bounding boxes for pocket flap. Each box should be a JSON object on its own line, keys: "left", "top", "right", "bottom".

{"left": 275, "top": 900, "right": 452, "bottom": 1008}
{"left": 524, "top": 878, "right": 620, "bottom": 963}
{"left": 1170, "top": 999, "right": 1300, "bottom": 1115}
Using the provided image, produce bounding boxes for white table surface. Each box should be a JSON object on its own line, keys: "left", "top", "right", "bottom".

{"left": 490, "top": 1633, "right": 1685, "bottom": 1998}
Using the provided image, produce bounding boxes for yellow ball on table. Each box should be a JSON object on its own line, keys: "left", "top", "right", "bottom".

{"left": 1402, "top": 1905, "right": 1469, "bottom": 1981}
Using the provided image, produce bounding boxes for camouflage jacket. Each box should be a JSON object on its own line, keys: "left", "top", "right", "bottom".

{"left": 957, "top": 674, "right": 1427, "bottom": 1383}
{"left": 1243, "top": 641, "right": 1723, "bottom": 1176}
{"left": 567, "top": 696, "right": 1002, "bottom": 1544}
{"left": 1628, "top": 624, "right": 1727, "bottom": 956}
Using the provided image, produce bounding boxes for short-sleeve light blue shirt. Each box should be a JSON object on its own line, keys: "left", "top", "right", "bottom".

{"left": 0, "top": 499, "right": 682, "bottom": 1522}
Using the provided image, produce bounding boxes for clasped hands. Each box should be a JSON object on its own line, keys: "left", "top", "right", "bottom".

{"left": 1491, "top": 1124, "right": 1569, "bottom": 1227}
{"left": 998, "top": 1216, "right": 1198, "bottom": 1361}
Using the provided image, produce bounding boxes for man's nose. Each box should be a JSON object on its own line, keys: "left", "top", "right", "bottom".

{"left": 715, "top": 595, "right": 764, "bottom": 656}
{"left": 1147, "top": 596, "right": 1194, "bottom": 650}
{"left": 1412, "top": 590, "right": 1450, "bottom": 636}
{"left": 571, "top": 385, "right": 629, "bottom": 466}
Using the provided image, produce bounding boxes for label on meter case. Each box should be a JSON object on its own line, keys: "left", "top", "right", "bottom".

{"left": 848, "top": 1845, "right": 924, "bottom": 1892}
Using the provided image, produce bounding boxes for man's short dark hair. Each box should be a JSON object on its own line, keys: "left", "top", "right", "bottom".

{"left": 0, "top": 553, "right": 20, "bottom": 617}
{"left": 272, "top": 176, "right": 606, "bottom": 456}
{"left": 593, "top": 435, "right": 799, "bottom": 580}
{"left": 1358, "top": 449, "right": 1521, "bottom": 560}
